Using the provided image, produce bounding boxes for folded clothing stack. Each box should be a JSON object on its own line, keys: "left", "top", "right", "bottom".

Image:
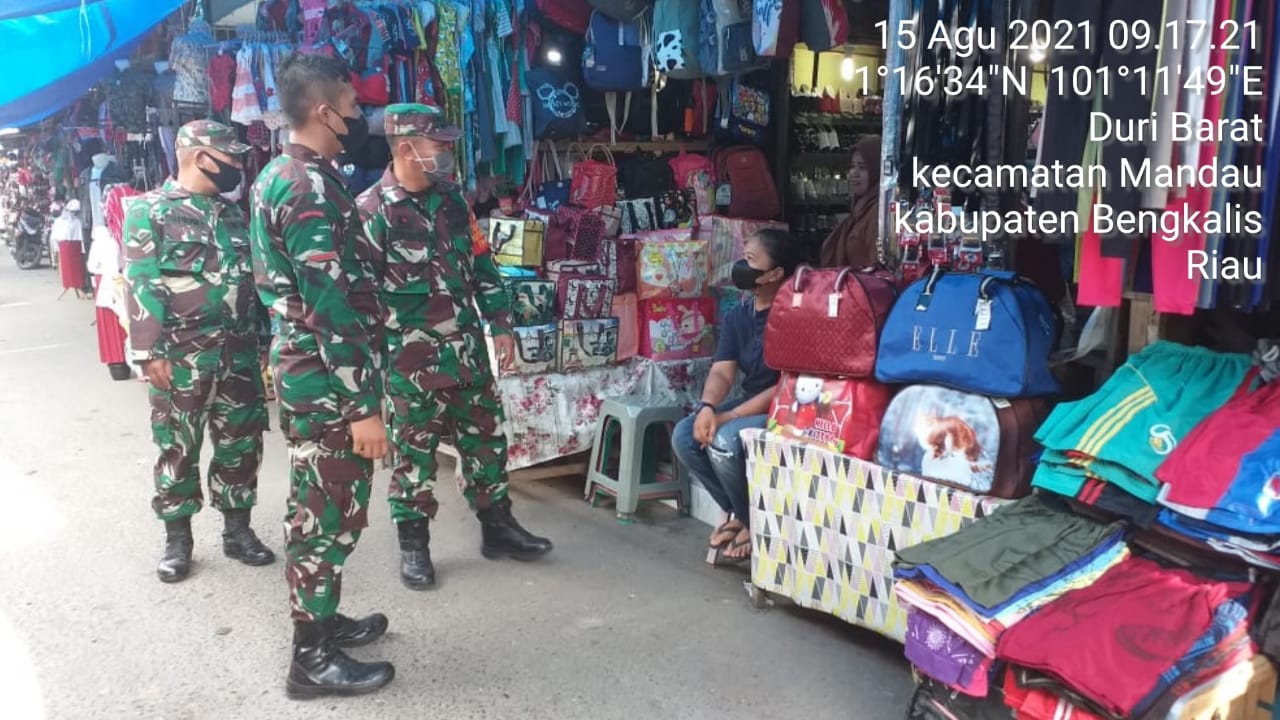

{"left": 996, "top": 556, "right": 1255, "bottom": 719}
{"left": 892, "top": 495, "right": 1128, "bottom": 697}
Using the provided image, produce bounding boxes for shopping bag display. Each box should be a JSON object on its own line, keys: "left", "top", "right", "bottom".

{"left": 876, "top": 268, "right": 1062, "bottom": 397}
{"left": 764, "top": 264, "right": 899, "bottom": 377}
{"left": 596, "top": 236, "right": 638, "bottom": 294}
{"left": 508, "top": 324, "right": 560, "bottom": 376}
{"left": 639, "top": 296, "right": 716, "bottom": 361}
{"left": 560, "top": 317, "right": 621, "bottom": 372}
{"left": 877, "top": 385, "right": 1049, "bottom": 498}
{"left": 558, "top": 274, "right": 617, "bottom": 320}
{"left": 767, "top": 372, "right": 894, "bottom": 459}
{"left": 490, "top": 217, "right": 546, "bottom": 267}
{"left": 503, "top": 279, "right": 557, "bottom": 327}
{"left": 633, "top": 229, "right": 709, "bottom": 300}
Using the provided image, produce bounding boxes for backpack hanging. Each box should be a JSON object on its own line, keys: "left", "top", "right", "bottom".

{"left": 583, "top": 12, "right": 652, "bottom": 91}
{"left": 713, "top": 145, "right": 781, "bottom": 220}
{"left": 652, "top": 0, "right": 704, "bottom": 79}
{"left": 719, "top": 77, "right": 770, "bottom": 143}
{"left": 699, "top": 0, "right": 765, "bottom": 77}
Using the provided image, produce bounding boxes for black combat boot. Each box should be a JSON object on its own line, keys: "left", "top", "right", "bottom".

{"left": 285, "top": 618, "right": 396, "bottom": 699}
{"left": 156, "top": 517, "right": 194, "bottom": 583}
{"left": 477, "top": 498, "right": 553, "bottom": 560}
{"left": 332, "top": 612, "right": 390, "bottom": 648}
{"left": 396, "top": 519, "right": 436, "bottom": 589}
{"left": 221, "top": 508, "right": 276, "bottom": 566}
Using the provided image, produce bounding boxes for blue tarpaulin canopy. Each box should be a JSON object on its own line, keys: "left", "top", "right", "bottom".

{"left": 0, "top": 0, "right": 187, "bottom": 129}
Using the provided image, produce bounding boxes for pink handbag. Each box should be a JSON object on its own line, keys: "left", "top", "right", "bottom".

{"left": 612, "top": 292, "right": 640, "bottom": 361}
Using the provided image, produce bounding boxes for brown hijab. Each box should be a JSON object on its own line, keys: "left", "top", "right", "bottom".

{"left": 820, "top": 135, "right": 881, "bottom": 268}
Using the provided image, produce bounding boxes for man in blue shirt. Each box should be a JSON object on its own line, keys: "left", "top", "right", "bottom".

{"left": 672, "top": 229, "right": 800, "bottom": 564}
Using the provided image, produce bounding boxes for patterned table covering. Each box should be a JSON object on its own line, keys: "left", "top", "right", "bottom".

{"left": 742, "top": 429, "right": 1007, "bottom": 642}
{"left": 498, "top": 356, "right": 712, "bottom": 470}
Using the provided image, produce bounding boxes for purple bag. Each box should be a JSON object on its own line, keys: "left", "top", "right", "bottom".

{"left": 558, "top": 275, "right": 616, "bottom": 320}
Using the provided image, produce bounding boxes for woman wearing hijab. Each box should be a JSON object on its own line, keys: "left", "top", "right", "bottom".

{"left": 820, "top": 135, "right": 881, "bottom": 268}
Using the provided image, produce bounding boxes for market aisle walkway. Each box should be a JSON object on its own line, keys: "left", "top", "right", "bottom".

{"left": 0, "top": 262, "right": 911, "bottom": 720}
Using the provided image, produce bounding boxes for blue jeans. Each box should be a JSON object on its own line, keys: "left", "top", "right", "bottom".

{"left": 671, "top": 399, "right": 767, "bottom": 522}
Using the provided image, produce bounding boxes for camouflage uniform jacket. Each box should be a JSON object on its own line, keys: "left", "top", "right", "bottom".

{"left": 124, "top": 179, "right": 259, "bottom": 370}
{"left": 249, "top": 144, "right": 384, "bottom": 423}
{"left": 356, "top": 169, "right": 513, "bottom": 395}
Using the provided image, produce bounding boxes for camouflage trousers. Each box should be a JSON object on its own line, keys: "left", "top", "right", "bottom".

{"left": 150, "top": 358, "right": 267, "bottom": 521}
{"left": 387, "top": 384, "right": 510, "bottom": 523}
{"left": 281, "top": 410, "right": 372, "bottom": 623}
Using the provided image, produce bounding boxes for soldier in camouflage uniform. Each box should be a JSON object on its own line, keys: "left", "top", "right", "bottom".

{"left": 356, "top": 104, "right": 552, "bottom": 592}
{"left": 124, "top": 120, "right": 275, "bottom": 585}
{"left": 250, "top": 54, "right": 394, "bottom": 699}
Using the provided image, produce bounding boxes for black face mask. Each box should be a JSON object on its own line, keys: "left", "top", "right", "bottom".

{"left": 325, "top": 108, "right": 369, "bottom": 154}
{"left": 199, "top": 154, "right": 243, "bottom": 194}
{"left": 732, "top": 259, "right": 770, "bottom": 291}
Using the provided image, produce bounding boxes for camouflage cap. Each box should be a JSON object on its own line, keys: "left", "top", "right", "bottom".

{"left": 384, "top": 103, "right": 462, "bottom": 142}
{"left": 176, "top": 120, "right": 251, "bottom": 154}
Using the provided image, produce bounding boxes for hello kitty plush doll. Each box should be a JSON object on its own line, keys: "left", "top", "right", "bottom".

{"left": 789, "top": 376, "right": 827, "bottom": 431}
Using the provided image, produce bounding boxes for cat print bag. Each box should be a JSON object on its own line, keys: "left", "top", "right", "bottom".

{"left": 509, "top": 324, "right": 560, "bottom": 376}
{"left": 876, "top": 385, "right": 1048, "bottom": 498}
{"left": 768, "top": 373, "right": 894, "bottom": 459}
{"left": 503, "top": 279, "right": 557, "bottom": 326}
{"left": 560, "top": 317, "right": 620, "bottom": 371}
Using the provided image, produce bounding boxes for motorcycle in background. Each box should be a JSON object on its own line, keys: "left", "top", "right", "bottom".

{"left": 10, "top": 202, "right": 50, "bottom": 269}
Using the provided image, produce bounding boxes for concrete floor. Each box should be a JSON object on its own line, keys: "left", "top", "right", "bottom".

{"left": 0, "top": 261, "right": 912, "bottom": 720}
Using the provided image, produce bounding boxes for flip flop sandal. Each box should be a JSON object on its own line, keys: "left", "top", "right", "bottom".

{"left": 709, "top": 520, "right": 740, "bottom": 549}
{"left": 713, "top": 535, "right": 752, "bottom": 566}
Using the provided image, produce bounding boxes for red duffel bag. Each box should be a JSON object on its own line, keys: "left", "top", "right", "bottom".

{"left": 764, "top": 264, "right": 898, "bottom": 377}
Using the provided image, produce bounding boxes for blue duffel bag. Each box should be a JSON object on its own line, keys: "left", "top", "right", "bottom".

{"left": 875, "top": 268, "right": 1061, "bottom": 397}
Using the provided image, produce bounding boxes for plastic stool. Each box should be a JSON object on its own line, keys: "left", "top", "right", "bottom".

{"left": 585, "top": 396, "right": 690, "bottom": 522}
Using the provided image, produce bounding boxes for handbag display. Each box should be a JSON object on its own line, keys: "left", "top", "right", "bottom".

{"left": 546, "top": 259, "right": 603, "bottom": 285}
{"left": 560, "top": 317, "right": 621, "bottom": 372}
{"left": 528, "top": 141, "right": 571, "bottom": 211}
{"left": 639, "top": 296, "right": 716, "bottom": 361}
{"left": 876, "top": 385, "right": 1049, "bottom": 498}
{"left": 596, "top": 236, "right": 638, "bottom": 294}
{"left": 503, "top": 278, "right": 558, "bottom": 327}
{"left": 490, "top": 217, "right": 546, "bottom": 267}
{"left": 508, "top": 324, "right": 560, "bottom": 376}
{"left": 558, "top": 274, "right": 617, "bottom": 320}
{"left": 657, "top": 188, "right": 696, "bottom": 229}
{"left": 633, "top": 229, "right": 709, "bottom": 300}
{"left": 618, "top": 197, "right": 659, "bottom": 234}
{"left": 764, "top": 264, "right": 899, "bottom": 377}
{"left": 875, "top": 268, "right": 1062, "bottom": 397}
{"left": 569, "top": 144, "right": 618, "bottom": 210}
{"left": 767, "top": 372, "right": 895, "bottom": 460}
{"left": 554, "top": 205, "right": 608, "bottom": 261}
